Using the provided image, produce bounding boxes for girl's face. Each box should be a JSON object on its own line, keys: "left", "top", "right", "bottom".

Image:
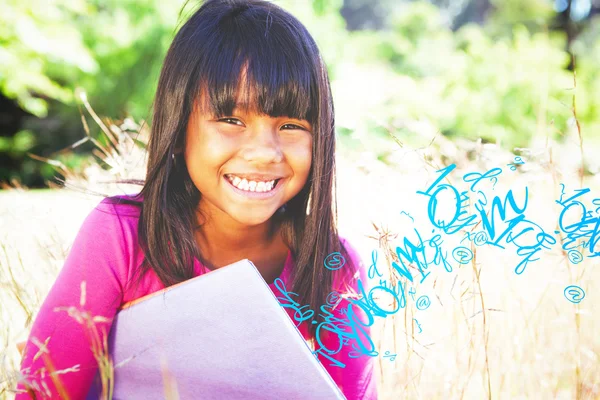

{"left": 184, "top": 95, "right": 313, "bottom": 228}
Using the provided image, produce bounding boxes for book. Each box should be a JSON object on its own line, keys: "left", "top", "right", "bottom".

{"left": 86, "top": 259, "right": 346, "bottom": 399}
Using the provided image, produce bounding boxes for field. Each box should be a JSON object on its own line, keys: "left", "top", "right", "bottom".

{"left": 1, "top": 127, "right": 600, "bottom": 399}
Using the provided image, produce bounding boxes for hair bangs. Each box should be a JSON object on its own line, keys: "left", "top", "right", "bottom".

{"left": 196, "top": 7, "right": 317, "bottom": 124}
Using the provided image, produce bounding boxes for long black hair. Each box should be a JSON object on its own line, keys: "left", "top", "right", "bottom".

{"left": 109, "top": 0, "right": 355, "bottom": 339}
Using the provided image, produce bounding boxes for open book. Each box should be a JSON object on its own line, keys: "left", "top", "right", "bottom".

{"left": 86, "top": 259, "right": 346, "bottom": 400}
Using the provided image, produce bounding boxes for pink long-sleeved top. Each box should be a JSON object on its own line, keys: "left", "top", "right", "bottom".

{"left": 16, "top": 195, "right": 378, "bottom": 400}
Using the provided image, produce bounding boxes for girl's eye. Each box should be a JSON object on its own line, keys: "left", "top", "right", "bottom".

{"left": 219, "top": 118, "right": 243, "bottom": 126}
{"left": 218, "top": 118, "right": 306, "bottom": 131}
{"left": 281, "top": 123, "right": 305, "bottom": 131}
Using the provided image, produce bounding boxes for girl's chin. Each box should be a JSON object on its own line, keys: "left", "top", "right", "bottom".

{"left": 228, "top": 209, "right": 279, "bottom": 226}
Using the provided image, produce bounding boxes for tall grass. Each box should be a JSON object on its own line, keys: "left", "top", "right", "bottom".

{"left": 359, "top": 65, "right": 600, "bottom": 400}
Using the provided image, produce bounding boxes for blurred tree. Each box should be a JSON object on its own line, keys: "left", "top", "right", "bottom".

{"left": 0, "top": 0, "right": 96, "bottom": 186}
{"left": 452, "top": 0, "right": 493, "bottom": 30}
{"left": 339, "top": 0, "right": 397, "bottom": 30}
{"left": 550, "top": 0, "right": 600, "bottom": 69}
{"left": 0, "top": 0, "right": 185, "bottom": 187}
{"left": 347, "top": 1, "right": 578, "bottom": 151}
{"left": 1, "top": 0, "right": 599, "bottom": 187}
{"left": 0, "top": 0, "right": 94, "bottom": 118}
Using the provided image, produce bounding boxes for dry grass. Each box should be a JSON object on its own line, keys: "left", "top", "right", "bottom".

{"left": 1, "top": 84, "right": 600, "bottom": 399}
{"left": 336, "top": 136, "right": 600, "bottom": 399}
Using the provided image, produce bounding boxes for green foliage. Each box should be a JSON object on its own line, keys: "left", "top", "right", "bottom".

{"left": 0, "top": 0, "right": 185, "bottom": 186}
{"left": 0, "top": 130, "right": 35, "bottom": 155}
{"left": 487, "top": 0, "right": 556, "bottom": 37}
{"left": 571, "top": 15, "right": 600, "bottom": 142}
{"left": 0, "top": 0, "right": 94, "bottom": 117}
{"left": 312, "top": 0, "right": 343, "bottom": 16}
{"left": 70, "top": 0, "right": 186, "bottom": 120}
{"left": 282, "top": 0, "right": 349, "bottom": 80}
{"left": 343, "top": 1, "right": 584, "bottom": 151}
{"left": 2, "top": 0, "right": 600, "bottom": 186}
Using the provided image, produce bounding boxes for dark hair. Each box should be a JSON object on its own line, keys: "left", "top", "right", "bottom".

{"left": 109, "top": 0, "right": 355, "bottom": 339}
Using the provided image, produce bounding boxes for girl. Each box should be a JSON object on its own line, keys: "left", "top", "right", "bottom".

{"left": 16, "top": 0, "right": 378, "bottom": 398}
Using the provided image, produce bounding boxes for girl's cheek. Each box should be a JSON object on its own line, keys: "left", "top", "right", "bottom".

{"left": 197, "top": 134, "right": 240, "bottom": 159}
{"left": 284, "top": 139, "right": 312, "bottom": 160}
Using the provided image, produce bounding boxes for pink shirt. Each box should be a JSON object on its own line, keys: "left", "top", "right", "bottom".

{"left": 16, "top": 195, "right": 378, "bottom": 399}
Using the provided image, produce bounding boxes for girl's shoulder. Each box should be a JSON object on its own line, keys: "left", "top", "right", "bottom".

{"left": 80, "top": 193, "right": 153, "bottom": 296}
{"left": 79, "top": 193, "right": 144, "bottom": 260}
{"left": 88, "top": 192, "right": 144, "bottom": 232}
{"left": 99, "top": 192, "right": 144, "bottom": 217}
{"left": 81, "top": 192, "right": 142, "bottom": 223}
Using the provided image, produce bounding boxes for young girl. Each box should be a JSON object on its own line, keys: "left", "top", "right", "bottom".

{"left": 16, "top": 0, "right": 378, "bottom": 398}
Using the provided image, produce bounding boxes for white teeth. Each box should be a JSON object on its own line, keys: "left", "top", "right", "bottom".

{"left": 227, "top": 174, "right": 277, "bottom": 192}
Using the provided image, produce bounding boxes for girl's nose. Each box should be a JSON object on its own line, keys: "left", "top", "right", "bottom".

{"left": 240, "top": 127, "right": 284, "bottom": 164}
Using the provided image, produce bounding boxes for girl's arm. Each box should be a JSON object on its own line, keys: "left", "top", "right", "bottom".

{"left": 15, "top": 199, "right": 130, "bottom": 399}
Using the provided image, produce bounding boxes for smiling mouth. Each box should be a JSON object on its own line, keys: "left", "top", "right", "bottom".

{"left": 225, "top": 174, "right": 283, "bottom": 193}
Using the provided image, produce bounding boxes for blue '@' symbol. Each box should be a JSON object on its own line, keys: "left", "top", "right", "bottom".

{"left": 452, "top": 247, "right": 473, "bottom": 265}
{"left": 564, "top": 285, "right": 585, "bottom": 304}
{"left": 326, "top": 291, "right": 342, "bottom": 306}
{"left": 324, "top": 252, "right": 346, "bottom": 271}
{"left": 568, "top": 250, "right": 583, "bottom": 265}
{"left": 473, "top": 231, "right": 488, "bottom": 246}
{"left": 416, "top": 295, "right": 431, "bottom": 311}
